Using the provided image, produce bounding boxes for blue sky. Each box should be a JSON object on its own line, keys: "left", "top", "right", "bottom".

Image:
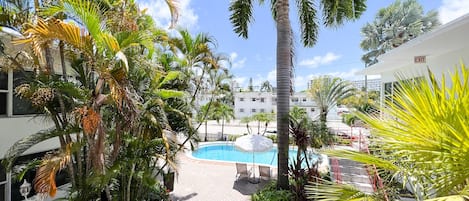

{"left": 137, "top": 0, "right": 469, "bottom": 91}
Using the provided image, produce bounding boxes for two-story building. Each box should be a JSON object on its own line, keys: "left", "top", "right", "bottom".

{"left": 233, "top": 91, "right": 319, "bottom": 119}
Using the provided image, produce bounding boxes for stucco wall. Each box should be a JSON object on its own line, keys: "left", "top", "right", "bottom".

{"left": 0, "top": 116, "right": 58, "bottom": 158}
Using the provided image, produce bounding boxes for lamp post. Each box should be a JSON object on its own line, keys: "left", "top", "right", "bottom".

{"left": 19, "top": 179, "right": 31, "bottom": 201}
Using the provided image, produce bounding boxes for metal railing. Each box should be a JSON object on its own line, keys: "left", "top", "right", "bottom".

{"left": 359, "top": 132, "right": 389, "bottom": 201}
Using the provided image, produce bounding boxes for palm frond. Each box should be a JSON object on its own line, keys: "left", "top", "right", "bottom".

{"left": 155, "top": 89, "right": 186, "bottom": 99}
{"left": 306, "top": 179, "right": 375, "bottom": 201}
{"left": 295, "top": 0, "right": 318, "bottom": 47}
{"left": 320, "top": 0, "right": 366, "bottom": 27}
{"left": 158, "top": 71, "right": 181, "bottom": 88}
{"left": 355, "top": 65, "right": 469, "bottom": 197}
{"left": 14, "top": 18, "right": 93, "bottom": 60}
{"left": 42, "top": 0, "right": 103, "bottom": 42}
{"left": 229, "top": 0, "right": 254, "bottom": 38}
{"left": 2, "top": 126, "right": 80, "bottom": 170}
{"left": 164, "top": 0, "right": 179, "bottom": 28}
{"left": 323, "top": 149, "right": 399, "bottom": 172}
{"left": 34, "top": 144, "right": 72, "bottom": 197}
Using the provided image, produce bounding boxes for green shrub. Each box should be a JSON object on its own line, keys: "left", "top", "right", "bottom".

{"left": 251, "top": 181, "right": 293, "bottom": 201}
{"left": 266, "top": 134, "right": 277, "bottom": 143}
{"left": 228, "top": 134, "right": 242, "bottom": 141}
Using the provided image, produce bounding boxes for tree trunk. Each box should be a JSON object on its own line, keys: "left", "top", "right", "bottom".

{"left": 59, "top": 41, "right": 68, "bottom": 81}
{"left": 204, "top": 121, "right": 208, "bottom": 141}
{"left": 221, "top": 116, "right": 225, "bottom": 140}
{"left": 275, "top": 0, "right": 291, "bottom": 190}
{"left": 320, "top": 108, "right": 327, "bottom": 124}
{"left": 44, "top": 46, "right": 55, "bottom": 75}
{"left": 257, "top": 121, "right": 261, "bottom": 134}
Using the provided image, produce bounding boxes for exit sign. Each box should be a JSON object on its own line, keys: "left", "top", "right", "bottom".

{"left": 414, "top": 56, "right": 426, "bottom": 63}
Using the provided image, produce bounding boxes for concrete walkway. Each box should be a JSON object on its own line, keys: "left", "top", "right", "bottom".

{"left": 170, "top": 154, "right": 274, "bottom": 201}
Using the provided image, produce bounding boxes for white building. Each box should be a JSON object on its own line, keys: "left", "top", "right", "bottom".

{"left": 234, "top": 91, "right": 319, "bottom": 119}
{"left": 351, "top": 78, "right": 381, "bottom": 92}
{"left": 358, "top": 13, "right": 469, "bottom": 106}
{"left": 1, "top": 33, "right": 67, "bottom": 201}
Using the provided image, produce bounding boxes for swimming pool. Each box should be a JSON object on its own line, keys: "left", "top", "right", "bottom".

{"left": 191, "top": 142, "right": 314, "bottom": 167}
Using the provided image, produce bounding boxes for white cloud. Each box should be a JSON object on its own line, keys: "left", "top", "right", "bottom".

{"left": 439, "top": 0, "right": 469, "bottom": 24}
{"left": 233, "top": 77, "right": 247, "bottom": 88}
{"left": 267, "top": 69, "right": 276, "bottom": 82}
{"left": 138, "top": 0, "right": 198, "bottom": 30}
{"left": 298, "top": 52, "right": 341, "bottom": 68}
{"left": 229, "top": 52, "right": 247, "bottom": 69}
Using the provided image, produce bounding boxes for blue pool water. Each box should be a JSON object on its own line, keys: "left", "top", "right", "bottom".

{"left": 192, "top": 143, "right": 304, "bottom": 166}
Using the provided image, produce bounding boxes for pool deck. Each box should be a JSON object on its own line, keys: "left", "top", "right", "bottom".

{"left": 170, "top": 153, "right": 277, "bottom": 201}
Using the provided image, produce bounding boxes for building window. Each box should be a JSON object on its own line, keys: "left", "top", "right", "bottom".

{"left": 240, "top": 98, "right": 244, "bottom": 101}
{"left": 291, "top": 98, "right": 299, "bottom": 102}
{"left": 0, "top": 71, "right": 7, "bottom": 115}
{"left": 251, "top": 98, "right": 256, "bottom": 102}
{"left": 239, "top": 108, "right": 244, "bottom": 112}
{"left": 302, "top": 98, "right": 307, "bottom": 102}
{"left": 0, "top": 163, "right": 6, "bottom": 201}
{"left": 260, "top": 98, "right": 265, "bottom": 102}
{"left": 260, "top": 109, "right": 265, "bottom": 113}
{"left": 311, "top": 108, "right": 315, "bottom": 112}
{"left": 13, "top": 72, "right": 38, "bottom": 115}
{"left": 252, "top": 108, "right": 256, "bottom": 113}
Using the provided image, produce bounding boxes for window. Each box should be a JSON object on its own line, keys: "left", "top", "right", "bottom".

{"left": 291, "top": 98, "right": 299, "bottom": 102}
{"left": 0, "top": 164, "right": 6, "bottom": 201}
{"left": 240, "top": 98, "right": 244, "bottom": 101}
{"left": 0, "top": 71, "right": 8, "bottom": 115}
{"left": 260, "top": 109, "right": 265, "bottom": 113}
{"left": 260, "top": 98, "right": 265, "bottom": 102}
{"left": 13, "top": 72, "right": 38, "bottom": 115}
{"left": 302, "top": 98, "right": 307, "bottom": 102}
{"left": 239, "top": 108, "right": 244, "bottom": 112}
{"left": 251, "top": 98, "right": 256, "bottom": 102}
{"left": 311, "top": 108, "right": 315, "bottom": 112}
{"left": 251, "top": 108, "right": 256, "bottom": 113}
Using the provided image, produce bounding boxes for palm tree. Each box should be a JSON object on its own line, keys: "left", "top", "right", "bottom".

{"left": 308, "top": 76, "right": 354, "bottom": 124}
{"left": 360, "top": 0, "right": 440, "bottom": 67}
{"left": 197, "top": 103, "right": 212, "bottom": 141}
{"left": 229, "top": 0, "right": 366, "bottom": 189}
{"left": 170, "top": 29, "right": 218, "bottom": 105}
{"left": 260, "top": 80, "right": 273, "bottom": 92}
{"left": 211, "top": 101, "right": 235, "bottom": 140}
{"left": 251, "top": 112, "right": 275, "bottom": 135}
{"left": 307, "top": 65, "right": 469, "bottom": 200}
{"left": 3, "top": 0, "right": 181, "bottom": 199}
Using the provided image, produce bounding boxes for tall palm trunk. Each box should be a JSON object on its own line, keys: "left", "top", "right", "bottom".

{"left": 221, "top": 116, "right": 225, "bottom": 140}
{"left": 59, "top": 41, "right": 68, "bottom": 81}
{"left": 275, "top": 0, "right": 291, "bottom": 190}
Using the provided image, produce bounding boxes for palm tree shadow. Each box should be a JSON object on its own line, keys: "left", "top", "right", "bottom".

{"left": 232, "top": 179, "right": 268, "bottom": 195}
{"left": 170, "top": 192, "right": 198, "bottom": 201}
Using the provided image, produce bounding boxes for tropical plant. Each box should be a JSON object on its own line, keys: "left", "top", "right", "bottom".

{"left": 290, "top": 106, "right": 308, "bottom": 121}
{"left": 360, "top": 0, "right": 440, "bottom": 67}
{"left": 260, "top": 80, "right": 273, "bottom": 92}
{"left": 251, "top": 112, "right": 275, "bottom": 135}
{"left": 229, "top": 0, "right": 366, "bottom": 189}
{"left": 240, "top": 116, "right": 253, "bottom": 135}
{"left": 339, "top": 90, "right": 379, "bottom": 115}
{"left": 211, "top": 101, "right": 235, "bottom": 140}
{"left": 1, "top": 0, "right": 192, "bottom": 200}
{"left": 252, "top": 181, "right": 293, "bottom": 201}
{"left": 307, "top": 65, "right": 469, "bottom": 200}
{"left": 308, "top": 76, "right": 355, "bottom": 123}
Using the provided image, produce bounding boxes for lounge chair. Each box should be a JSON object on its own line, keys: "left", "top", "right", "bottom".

{"left": 258, "top": 165, "right": 271, "bottom": 180}
{"left": 235, "top": 163, "right": 251, "bottom": 181}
